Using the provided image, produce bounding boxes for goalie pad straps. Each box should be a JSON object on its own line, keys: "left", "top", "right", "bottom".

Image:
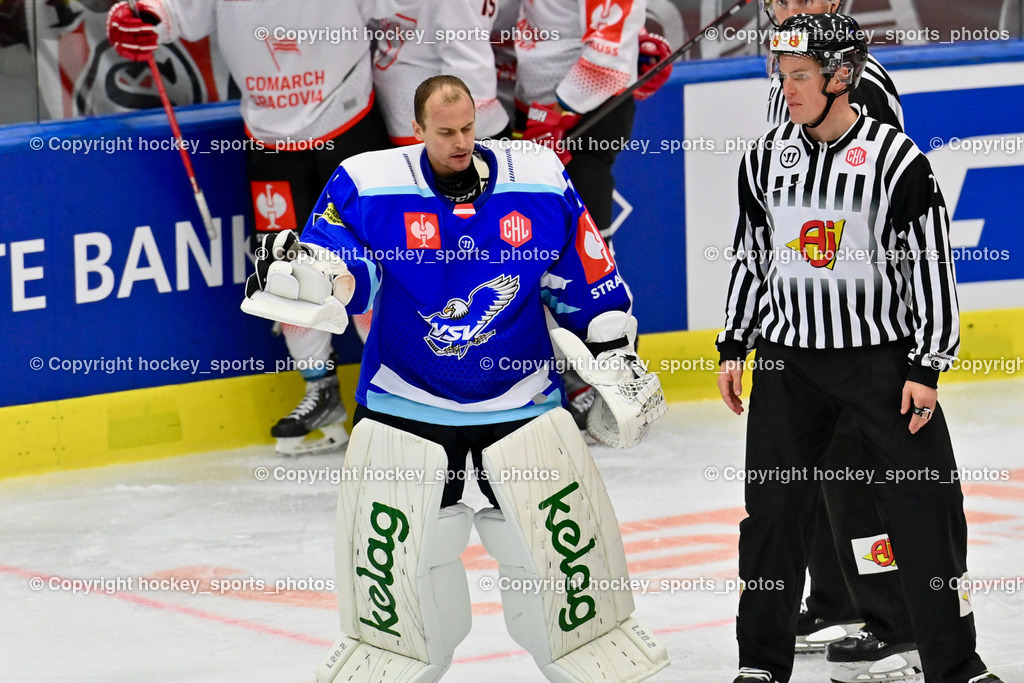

{"left": 317, "top": 419, "right": 473, "bottom": 683}
{"left": 475, "top": 408, "right": 669, "bottom": 682}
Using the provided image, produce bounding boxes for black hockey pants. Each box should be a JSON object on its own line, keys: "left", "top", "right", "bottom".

{"left": 736, "top": 339, "right": 988, "bottom": 683}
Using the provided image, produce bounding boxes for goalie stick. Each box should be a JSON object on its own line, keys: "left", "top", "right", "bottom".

{"left": 566, "top": 0, "right": 756, "bottom": 143}
{"left": 128, "top": 0, "right": 217, "bottom": 240}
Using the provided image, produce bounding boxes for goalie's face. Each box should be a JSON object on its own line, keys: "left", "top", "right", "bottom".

{"left": 413, "top": 89, "right": 477, "bottom": 177}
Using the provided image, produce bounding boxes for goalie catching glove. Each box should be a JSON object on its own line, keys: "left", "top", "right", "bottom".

{"left": 241, "top": 230, "right": 355, "bottom": 334}
{"left": 550, "top": 312, "right": 667, "bottom": 448}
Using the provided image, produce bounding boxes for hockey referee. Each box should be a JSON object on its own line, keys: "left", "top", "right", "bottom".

{"left": 716, "top": 14, "right": 1002, "bottom": 683}
{"left": 763, "top": 2, "right": 918, "bottom": 677}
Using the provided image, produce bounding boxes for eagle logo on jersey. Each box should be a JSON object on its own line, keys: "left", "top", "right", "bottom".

{"left": 786, "top": 219, "right": 846, "bottom": 269}
{"left": 420, "top": 275, "right": 520, "bottom": 358}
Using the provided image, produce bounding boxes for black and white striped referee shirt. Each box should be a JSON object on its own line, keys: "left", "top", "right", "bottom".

{"left": 767, "top": 53, "right": 905, "bottom": 131}
{"left": 716, "top": 114, "right": 959, "bottom": 386}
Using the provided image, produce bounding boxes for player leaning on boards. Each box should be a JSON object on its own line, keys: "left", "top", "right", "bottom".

{"left": 241, "top": 75, "right": 669, "bottom": 682}
{"left": 762, "top": 2, "right": 920, "bottom": 680}
{"left": 715, "top": 14, "right": 1002, "bottom": 683}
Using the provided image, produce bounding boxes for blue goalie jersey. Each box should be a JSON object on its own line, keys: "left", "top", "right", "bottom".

{"left": 300, "top": 140, "right": 632, "bottom": 426}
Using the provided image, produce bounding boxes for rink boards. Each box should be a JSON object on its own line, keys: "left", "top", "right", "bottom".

{"left": 1, "top": 42, "right": 1023, "bottom": 477}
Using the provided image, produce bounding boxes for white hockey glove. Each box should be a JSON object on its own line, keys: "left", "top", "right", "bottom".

{"left": 550, "top": 313, "right": 667, "bottom": 448}
{"left": 241, "top": 230, "right": 355, "bottom": 334}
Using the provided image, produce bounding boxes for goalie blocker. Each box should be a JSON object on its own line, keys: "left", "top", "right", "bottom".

{"left": 318, "top": 409, "right": 668, "bottom": 683}
{"left": 241, "top": 230, "right": 355, "bottom": 334}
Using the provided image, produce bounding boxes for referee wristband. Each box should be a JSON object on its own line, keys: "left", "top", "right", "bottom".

{"left": 906, "top": 364, "right": 940, "bottom": 388}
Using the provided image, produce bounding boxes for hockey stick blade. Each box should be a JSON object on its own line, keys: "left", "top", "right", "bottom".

{"left": 566, "top": 0, "right": 755, "bottom": 142}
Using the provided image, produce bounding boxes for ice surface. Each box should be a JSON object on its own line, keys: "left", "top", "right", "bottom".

{"left": 2, "top": 379, "right": 1022, "bottom": 682}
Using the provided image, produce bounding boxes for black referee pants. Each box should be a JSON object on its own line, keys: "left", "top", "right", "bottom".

{"left": 737, "top": 339, "right": 987, "bottom": 683}
{"left": 807, "top": 418, "right": 915, "bottom": 645}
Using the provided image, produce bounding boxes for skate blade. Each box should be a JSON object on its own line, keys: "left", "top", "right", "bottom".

{"left": 796, "top": 623, "right": 865, "bottom": 654}
{"left": 276, "top": 424, "right": 349, "bottom": 457}
{"left": 829, "top": 652, "right": 923, "bottom": 682}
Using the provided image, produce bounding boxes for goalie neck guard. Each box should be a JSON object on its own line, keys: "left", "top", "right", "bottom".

{"left": 769, "top": 13, "right": 868, "bottom": 128}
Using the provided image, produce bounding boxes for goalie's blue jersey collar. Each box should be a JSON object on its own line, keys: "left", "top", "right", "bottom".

{"left": 419, "top": 143, "right": 498, "bottom": 213}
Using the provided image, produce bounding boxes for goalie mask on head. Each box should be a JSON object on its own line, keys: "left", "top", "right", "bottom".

{"left": 769, "top": 13, "right": 868, "bottom": 128}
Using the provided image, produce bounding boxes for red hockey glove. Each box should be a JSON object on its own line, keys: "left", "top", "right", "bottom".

{"left": 106, "top": 0, "right": 171, "bottom": 62}
{"left": 634, "top": 27, "right": 673, "bottom": 101}
{"left": 514, "top": 102, "right": 581, "bottom": 165}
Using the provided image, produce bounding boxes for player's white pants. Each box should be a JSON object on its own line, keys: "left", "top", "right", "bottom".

{"left": 281, "top": 323, "right": 332, "bottom": 378}
{"left": 316, "top": 419, "right": 473, "bottom": 683}
{"left": 475, "top": 408, "right": 669, "bottom": 682}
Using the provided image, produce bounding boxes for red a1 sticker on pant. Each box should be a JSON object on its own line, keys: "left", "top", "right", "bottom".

{"left": 576, "top": 210, "right": 615, "bottom": 284}
{"left": 251, "top": 181, "right": 297, "bottom": 232}
{"left": 850, "top": 534, "right": 898, "bottom": 575}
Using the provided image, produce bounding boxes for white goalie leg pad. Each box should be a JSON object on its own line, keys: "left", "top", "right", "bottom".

{"left": 316, "top": 419, "right": 473, "bottom": 683}
{"left": 475, "top": 407, "right": 668, "bottom": 682}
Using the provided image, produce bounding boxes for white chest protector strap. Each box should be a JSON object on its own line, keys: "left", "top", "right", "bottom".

{"left": 316, "top": 419, "right": 473, "bottom": 683}
{"left": 475, "top": 407, "right": 669, "bottom": 682}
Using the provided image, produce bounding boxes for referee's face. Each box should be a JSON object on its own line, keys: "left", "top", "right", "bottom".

{"left": 413, "top": 90, "right": 477, "bottom": 178}
{"left": 778, "top": 55, "right": 828, "bottom": 125}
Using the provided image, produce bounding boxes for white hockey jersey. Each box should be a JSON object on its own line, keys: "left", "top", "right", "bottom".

{"left": 372, "top": 0, "right": 509, "bottom": 144}
{"left": 515, "top": 0, "right": 644, "bottom": 113}
{"left": 158, "top": 0, "right": 413, "bottom": 148}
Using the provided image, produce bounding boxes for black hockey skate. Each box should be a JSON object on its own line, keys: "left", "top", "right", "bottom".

{"left": 732, "top": 668, "right": 777, "bottom": 682}
{"left": 271, "top": 375, "right": 348, "bottom": 456}
{"left": 795, "top": 609, "right": 865, "bottom": 654}
{"left": 827, "top": 631, "right": 922, "bottom": 682}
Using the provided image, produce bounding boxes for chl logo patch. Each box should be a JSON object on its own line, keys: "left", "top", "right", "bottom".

{"left": 251, "top": 181, "right": 297, "bottom": 232}
{"left": 405, "top": 212, "right": 441, "bottom": 249}
{"left": 786, "top": 219, "right": 846, "bottom": 269}
{"left": 846, "top": 146, "right": 867, "bottom": 167}
{"left": 500, "top": 211, "right": 532, "bottom": 247}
